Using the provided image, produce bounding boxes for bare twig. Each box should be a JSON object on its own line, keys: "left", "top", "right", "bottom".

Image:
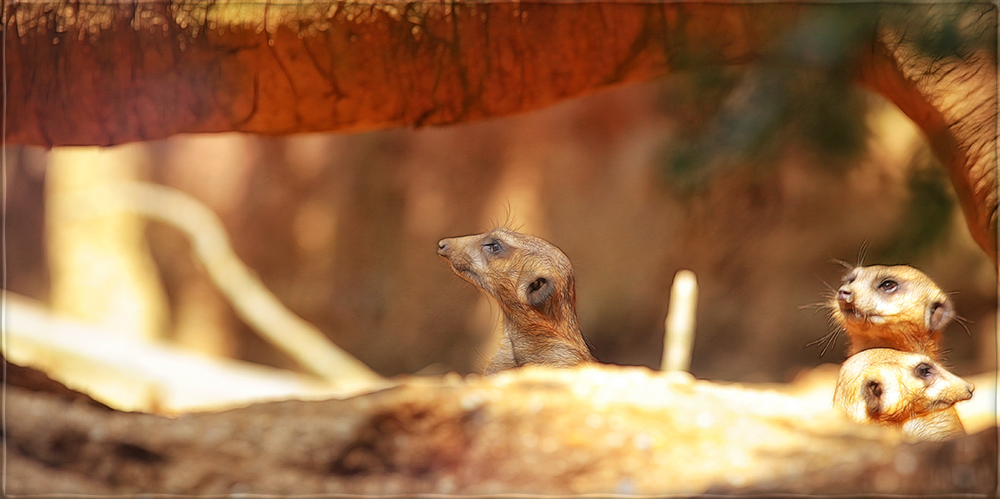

{"left": 3, "top": 293, "right": 379, "bottom": 413}
{"left": 60, "top": 182, "right": 381, "bottom": 384}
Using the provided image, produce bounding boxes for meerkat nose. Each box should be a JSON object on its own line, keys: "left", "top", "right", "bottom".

{"left": 838, "top": 288, "right": 853, "bottom": 303}
{"left": 437, "top": 239, "right": 451, "bottom": 255}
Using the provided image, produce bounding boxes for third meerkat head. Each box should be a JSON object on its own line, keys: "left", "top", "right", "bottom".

{"left": 834, "top": 348, "right": 974, "bottom": 426}
{"left": 832, "top": 265, "right": 955, "bottom": 335}
{"left": 437, "top": 227, "right": 577, "bottom": 323}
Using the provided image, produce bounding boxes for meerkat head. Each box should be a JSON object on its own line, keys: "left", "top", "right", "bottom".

{"left": 833, "top": 265, "right": 955, "bottom": 333}
{"left": 830, "top": 265, "right": 955, "bottom": 356}
{"left": 437, "top": 228, "right": 576, "bottom": 324}
{"left": 834, "top": 348, "right": 973, "bottom": 426}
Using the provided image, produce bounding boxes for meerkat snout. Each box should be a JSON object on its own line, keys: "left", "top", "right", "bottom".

{"left": 437, "top": 239, "right": 452, "bottom": 254}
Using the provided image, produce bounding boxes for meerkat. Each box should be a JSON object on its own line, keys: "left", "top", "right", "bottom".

{"left": 834, "top": 348, "right": 973, "bottom": 440}
{"left": 437, "top": 227, "right": 596, "bottom": 374}
{"left": 827, "top": 265, "right": 956, "bottom": 359}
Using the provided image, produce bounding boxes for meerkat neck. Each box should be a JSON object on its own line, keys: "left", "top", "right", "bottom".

{"left": 501, "top": 315, "right": 592, "bottom": 367}
{"left": 848, "top": 323, "right": 942, "bottom": 359}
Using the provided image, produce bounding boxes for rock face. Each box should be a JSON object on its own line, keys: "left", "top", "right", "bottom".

{"left": 5, "top": 364, "right": 997, "bottom": 495}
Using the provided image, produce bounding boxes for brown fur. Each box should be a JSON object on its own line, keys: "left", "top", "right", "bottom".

{"left": 438, "top": 228, "right": 595, "bottom": 374}
{"left": 831, "top": 265, "right": 955, "bottom": 359}
{"left": 834, "top": 348, "right": 972, "bottom": 441}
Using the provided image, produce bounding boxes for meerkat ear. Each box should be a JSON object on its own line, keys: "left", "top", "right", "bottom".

{"left": 927, "top": 298, "right": 955, "bottom": 332}
{"left": 863, "top": 379, "right": 884, "bottom": 419}
{"left": 524, "top": 275, "right": 556, "bottom": 308}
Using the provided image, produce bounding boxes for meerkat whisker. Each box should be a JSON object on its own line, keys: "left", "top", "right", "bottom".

{"left": 954, "top": 315, "right": 973, "bottom": 336}
{"left": 856, "top": 240, "right": 870, "bottom": 267}
{"left": 830, "top": 258, "right": 854, "bottom": 270}
{"left": 806, "top": 328, "right": 841, "bottom": 357}
{"left": 798, "top": 301, "right": 829, "bottom": 312}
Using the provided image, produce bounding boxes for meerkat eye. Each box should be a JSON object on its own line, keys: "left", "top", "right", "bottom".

{"left": 482, "top": 240, "right": 503, "bottom": 254}
{"left": 877, "top": 279, "right": 898, "bottom": 293}
{"left": 914, "top": 362, "right": 935, "bottom": 380}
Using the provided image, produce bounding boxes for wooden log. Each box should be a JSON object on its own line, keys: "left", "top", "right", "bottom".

{"left": 6, "top": 363, "right": 996, "bottom": 495}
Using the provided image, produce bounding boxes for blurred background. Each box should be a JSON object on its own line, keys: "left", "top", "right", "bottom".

{"left": 5, "top": 9, "right": 997, "bottom": 412}
{"left": 8, "top": 74, "right": 995, "bottom": 376}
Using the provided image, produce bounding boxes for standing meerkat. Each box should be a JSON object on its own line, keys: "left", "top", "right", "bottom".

{"left": 827, "top": 265, "right": 956, "bottom": 359}
{"left": 437, "top": 227, "right": 596, "bottom": 374}
{"left": 834, "top": 348, "right": 973, "bottom": 441}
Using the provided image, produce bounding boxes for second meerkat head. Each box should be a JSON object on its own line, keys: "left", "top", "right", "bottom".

{"left": 437, "top": 227, "right": 577, "bottom": 329}
{"left": 834, "top": 348, "right": 973, "bottom": 429}
{"left": 831, "top": 265, "right": 955, "bottom": 357}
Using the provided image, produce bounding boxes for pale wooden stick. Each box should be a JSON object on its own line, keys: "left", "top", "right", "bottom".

{"left": 661, "top": 270, "right": 699, "bottom": 372}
